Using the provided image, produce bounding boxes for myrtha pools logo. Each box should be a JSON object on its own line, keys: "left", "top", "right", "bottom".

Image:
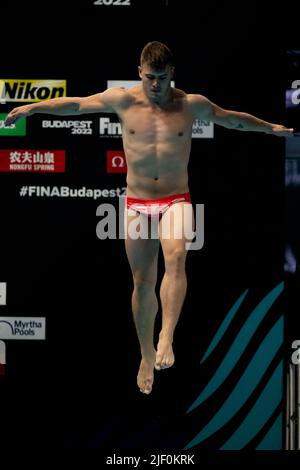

{"left": 0, "top": 317, "right": 46, "bottom": 340}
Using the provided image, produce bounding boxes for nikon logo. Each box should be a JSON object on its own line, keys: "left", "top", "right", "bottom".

{"left": 0, "top": 79, "right": 67, "bottom": 103}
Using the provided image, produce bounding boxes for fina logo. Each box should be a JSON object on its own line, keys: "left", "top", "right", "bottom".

{"left": 0, "top": 317, "right": 46, "bottom": 340}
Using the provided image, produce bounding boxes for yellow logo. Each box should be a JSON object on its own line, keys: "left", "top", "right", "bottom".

{"left": 0, "top": 79, "right": 67, "bottom": 102}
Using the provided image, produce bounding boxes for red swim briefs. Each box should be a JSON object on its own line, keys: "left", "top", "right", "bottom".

{"left": 126, "top": 192, "right": 191, "bottom": 217}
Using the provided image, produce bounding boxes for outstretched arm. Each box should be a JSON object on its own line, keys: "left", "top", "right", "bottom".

{"left": 4, "top": 87, "right": 126, "bottom": 126}
{"left": 191, "top": 95, "right": 294, "bottom": 137}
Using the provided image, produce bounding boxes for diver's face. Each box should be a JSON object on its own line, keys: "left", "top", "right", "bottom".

{"left": 139, "top": 63, "right": 174, "bottom": 101}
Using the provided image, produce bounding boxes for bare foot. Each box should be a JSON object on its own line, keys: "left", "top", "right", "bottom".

{"left": 155, "top": 337, "right": 175, "bottom": 370}
{"left": 137, "top": 353, "right": 156, "bottom": 394}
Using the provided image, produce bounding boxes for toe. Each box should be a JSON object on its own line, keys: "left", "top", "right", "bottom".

{"left": 140, "top": 384, "right": 152, "bottom": 394}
